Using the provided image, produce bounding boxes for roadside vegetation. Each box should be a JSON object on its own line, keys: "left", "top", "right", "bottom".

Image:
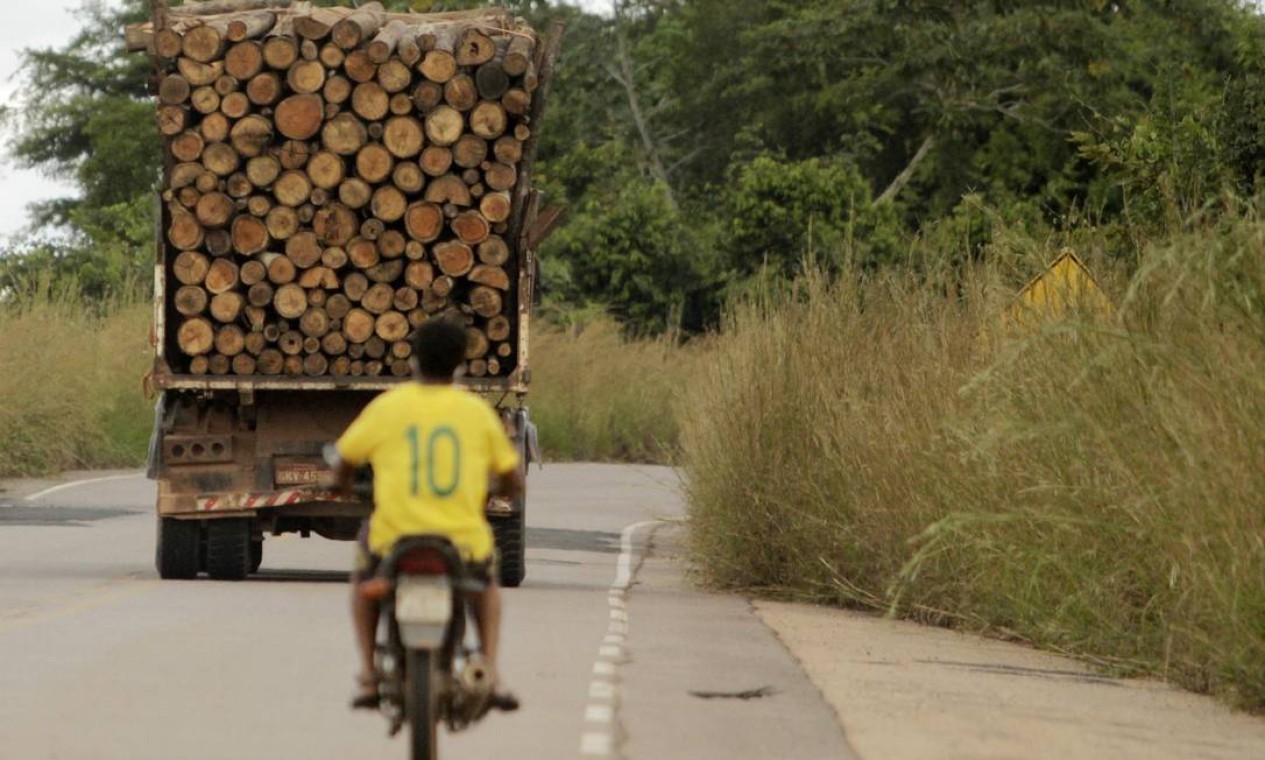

{"left": 681, "top": 219, "right": 1265, "bottom": 710}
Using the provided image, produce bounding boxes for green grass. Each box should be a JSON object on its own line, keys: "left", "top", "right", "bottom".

{"left": 679, "top": 222, "right": 1265, "bottom": 709}
{"left": 0, "top": 286, "right": 153, "bottom": 476}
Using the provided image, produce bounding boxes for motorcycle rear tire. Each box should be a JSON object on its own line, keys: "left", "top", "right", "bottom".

{"left": 406, "top": 649, "right": 439, "bottom": 760}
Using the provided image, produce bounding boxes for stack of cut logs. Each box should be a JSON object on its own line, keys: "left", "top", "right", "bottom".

{"left": 143, "top": 2, "right": 537, "bottom": 379}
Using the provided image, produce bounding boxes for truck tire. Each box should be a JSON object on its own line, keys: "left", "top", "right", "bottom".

{"left": 249, "top": 538, "right": 263, "bottom": 574}
{"left": 156, "top": 517, "right": 200, "bottom": 580}
{"left": 492, "top": 507, "right": 526, "bottom": 588}
{"left": 206, "top": 519, "right": 252, "bottom": 581}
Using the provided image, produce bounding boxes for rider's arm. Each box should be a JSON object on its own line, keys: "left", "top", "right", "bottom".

{"left": 491, "top": 467, "right": 525, "bottom": 501}
{"left": 486, "top": 405, "right": 523, "bottom": 501}
{"left": 332, "top": 458, "right": 358, "bottom": 499}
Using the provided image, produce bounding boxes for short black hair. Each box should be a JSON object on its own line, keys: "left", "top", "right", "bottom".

{"left": 412, "top": 318, "right": 466, "bottom": 380}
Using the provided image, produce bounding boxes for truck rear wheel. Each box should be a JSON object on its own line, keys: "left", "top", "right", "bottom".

{"left": 492, "top": 507, "right": 526, "bottom": 588}
{"left": 156, "top": 517, "right": 200, "bottom": 580}
{"left": 249, "top": 538, "right": 263, "bottom": 574}
{"left": 206, "top": 519, "right": 252, "bottom": 581}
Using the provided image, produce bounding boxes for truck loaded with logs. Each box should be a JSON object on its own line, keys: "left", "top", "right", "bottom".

{"left": 126, "top": 1, "right": 564, "bottom": 585}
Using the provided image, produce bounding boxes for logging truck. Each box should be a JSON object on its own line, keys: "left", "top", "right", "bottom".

{"left": 127, "top": 1, "right": 563, "bottom": 586}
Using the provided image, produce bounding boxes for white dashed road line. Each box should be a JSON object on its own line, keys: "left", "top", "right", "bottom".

{"left": 579, "top": 519, "right": 661, "bottom": 759}
{"left": 24, "top": 473, "right": 146, "bottom": 502}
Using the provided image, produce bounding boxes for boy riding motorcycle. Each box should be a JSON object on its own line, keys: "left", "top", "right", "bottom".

{"left": 332, "top": 317, "right": 524, "bottom": 710}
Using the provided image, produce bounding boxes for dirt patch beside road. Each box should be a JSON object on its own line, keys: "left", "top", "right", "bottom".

{"left": 758, "top": 601, "right": 1265, "bottom": 760}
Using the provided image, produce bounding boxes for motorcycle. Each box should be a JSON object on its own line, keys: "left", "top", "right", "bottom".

{"left": 327, "top": 446, "right": 515, "bottom": 760}
{"left": 361, "top": 535, "right": 509, "bottom": 759}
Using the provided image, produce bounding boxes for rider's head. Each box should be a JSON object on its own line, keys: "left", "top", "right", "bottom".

{"left": 412, "top": 317, "right": 467, "bottom": 382}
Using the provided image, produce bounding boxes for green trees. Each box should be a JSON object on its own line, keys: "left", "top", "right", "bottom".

{"left": 4, "top": 0, "right": 1265, "bottom": 326}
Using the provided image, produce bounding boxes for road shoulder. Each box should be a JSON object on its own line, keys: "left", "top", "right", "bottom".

{"left": 758, "top": 600, "right": 1265, "bottom": 760}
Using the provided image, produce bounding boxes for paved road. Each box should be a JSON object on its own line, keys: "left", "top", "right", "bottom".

{"left": 0, "top": 465, "right": 851, "bottom": 760}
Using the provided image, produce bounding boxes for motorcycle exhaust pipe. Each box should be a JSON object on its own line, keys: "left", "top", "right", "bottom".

{"left": 460, "top": 657, "right": 494, "bottom": 701}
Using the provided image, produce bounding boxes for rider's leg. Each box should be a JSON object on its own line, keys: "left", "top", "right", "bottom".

{"left": 467, "top": 581, "right": 503, "bottom": 671}
{"left": 352, "top": 583, "right": 379, "bottom": 682}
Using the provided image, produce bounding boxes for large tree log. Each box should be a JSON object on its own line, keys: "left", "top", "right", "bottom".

{"left": 351, "top": 81, "right": 390, "bottom": 121}
{"left": 232, "top": 214, "right": 269, "bottom": 254}
{"left": 183, "top": 23, "right": 229, "bottom": 64}
{"left": 246, "top": 154, "right": 281, "bottom": 187}
{"left": 205, "top": 258, "right": 240, "bottom": 294}
{"left": 405, "top": 202, "right": 444, "bottom": 242}
{"left": 215, "top": 325, "right": 246, "bottom": 357}
{"left": 246, "top": 71, "right": 282, "bottom": 104}
{"left": 171, "top": 130, "right": 205, "bottom": 163}
{"left": 383, "top": 116, "right": 424, "bottom": 158}
{"left": 265, "top": 251, "right": 297, "bottom": 284}
{"left": 285, "top": 230, "right": 322, "bottom": 269}
{"left": 313, "top": 203, "right": 357, "bottom": 246}
{"left": 286, "top": 59, "right": 326, "bottom": 94}
{"left": 476, "top": 59, "right": 510, "bottom": 100}
{"left": 486, "top": 315, "right": 512, "bottom": 342}
{"left": 344, "top": 272, "right": 370, "bottom": 302}
{"left": 178, "top": 317, "right": 216, "bottom": 356}
{"left": 394, "top": 286, "right": 420, "bottom": 311}
{"left": 501, "top": 87, "right": 531, "bottom": 117}
{"left": 174, "top": 285, "right": 209, "bottom": 317}
{"left": 434, "top": 241, "right": 474, "bottom": 277}
{"left": 322, "top": 112, "right": 367, "bottom": 156}
{"left": 225, "top": 41, "right": 264, "bottom": 80}
{"left": 464, "top": 326, "right": 489, "bottom": 359}
{"left": 392, "top": 161, "right": 424, "bottom": 194}
{"left": 470, "top": 264, "right": 510, "bottom": 290}
{"left": 190, "top": 86, "right": 221, "bottom": 114}
{"left": 420, "top": 145, "right": 453, "bottom": 177}
{"left": 300, "top": 307, "right": 331, "bottom": 338}
{"left": 278, "top": 139, "right": 312, "bottom": 170}
{"left": 469, "top": 285, "right": 503, "bottom": 318}
{"left": 479, "top": 191, "right": 512, "bottom": 223}
{"left": 420, "top": 29, "right": 458, "bottom": 83}
{"left": 326, "top": 293, "right": 352, "bottom": 320}
{"left": 444, "top": 73, "right": 477, "bottom": 112}
{"left": 230, "top": 114, "right": 272, "bottom": 157}
{"left": 232, "top": 353, "right": 258, "bottom": 375}
{"left": 377, "top": 59, "right": 413, "bottom": 94}
{"left": 247, "top": 281, "right": 275, "bottom": 308}
{"left": 347, "top": 238, "right": 380, "bottom": 269}
{"left": 343, "top": 308, "right": 376, "bottom": 343}
{"left": 413, "top": 80, "right": 444, "bottom": 112}
{"left": 274, "top": 169, "right": 313, "bottom": 207}
{"left": 365, "top": 259, "right": 404, "bottom": 284}
{"left": 424, "top": 105, "right": 463, "bottom": 147}
{"left": 158, "top": 105, "right": 189, "bottom": 136}
{"left": 179, "top": 58, "right": 224, "bottom": 87}
{"left": 339, "top": 178, "right": 373, "bottom": 210}
{"left": 504, "top": 33, "right": 534, "bottom": 77}
{"left": 323, "top": 73, "right": 353, "bottom": 105}
{"left": 306, "top": 150, "right": 346, "bottom": 189}
{"left": 266, "top": 205, "right": 300, "bottom": 240}
{"left": 160, "top": 74, "right": 192, "bottom": 105}
{"left": 275, "top": 93, "right": 324, "bottom": 140}
{"left": 262, "top": 34, "right": 298, "bottom": 69}
{"left": 195, "top": 191, "right": 234, "bottom": 228}
{"left": 375, "top": 311, "right": 409, "bottom": 342}
{"left": 470, "top": 101, "right": 507, "bottom": 139}
{"left": 484, "top": 162, "right": 517, "bottom": 192}
{"left": 210, "top": 291, "right": 246, "bottom": 323}
{"left": 343, "top": 49, "right": 377, "bottom": 83}
{"left": 169, "top": 210, "right": 206, "bottom": 251}
{"left": 456, "top": 28, "right": 496, "bottom": 66}
{"left": 169, "top": 0, "right": 293, "bottom": 16}
{"left": 371, "top": 186, "right": 407, "bottom": 223}
{"left": 274, "top": 283, "right": 309, "bottom": 319}
{"left": 257, "top": 348, "right": 284, "bottom": 375}
{"left": 355, "top": 143, "right": 394, "bottom": 184}
{"left": 477, "top": 235, "right": 509, "bottom": 266}
{"left": 452, "top": 211, "right": 490, "bottom": 245}
{"left": 293, "top": 6, "right": 343, "bottom": 41}
{"left": 453, "top": 135, "right": 487, "bottom": 169}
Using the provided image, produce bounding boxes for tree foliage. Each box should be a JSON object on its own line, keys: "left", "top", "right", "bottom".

{"left": 4, "top": 0, "right": 1265, "bottom": 325}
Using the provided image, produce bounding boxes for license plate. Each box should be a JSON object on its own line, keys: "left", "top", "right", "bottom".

{"left": 395, "top": 577, "right": 452, "bottom": 625}
{"left": 274, "top": 461, "right": 327, "bottom": 486}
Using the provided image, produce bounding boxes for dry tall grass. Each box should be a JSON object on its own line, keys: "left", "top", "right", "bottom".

{"left": 680, "top": 224, "right": 1265, "bottom": 708}
{"left": 0, "top": 286, "right": 153, "bottom": 476}
{"left": 529, "top": 318, "right": 700, "bottom": 462}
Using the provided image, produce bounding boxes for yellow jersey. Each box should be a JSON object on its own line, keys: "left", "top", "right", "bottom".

{"left": 336, "top": 383, "right": 520, "bottom": 561}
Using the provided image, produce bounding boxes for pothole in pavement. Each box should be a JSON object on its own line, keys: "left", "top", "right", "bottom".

{"left": 689, "top": 686, "right": 777, "bottom": 700}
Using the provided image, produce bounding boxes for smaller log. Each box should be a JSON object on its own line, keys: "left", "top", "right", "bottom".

{"left": 348, "top": 238, "right": 380, "bottom": 269}
{"left": 413, "top": 80, "right": 444, "bottom": 112}
{"left": 248, "top": 195, "right": 272, "bottom": 218}
{"left": 470, "top": 264, "right": 510, "bottom": 290}
{"left": 343, "top": 308, "right": 376, "bottom": 343}
{"left": 319, "top": 42, "right": 346, "bottom": 69}
{"left": 492, "top": 136, "right": 523, "bottom": 165}
{"left": 322, "top": 112, "right": 368, "bottom": 156}
{"left": 470, "top": 101, "right": 507, "bottom": 139}
{"left": 422, "top": 286, "right": 450, "bottom": 312}
{"left": 344, "top": 271, "right": 371, "bottom": 302}
{"left": 179, "top": 58, "right": 224, "bottom": 87}
{"left": 298, "top": 266, "right": 339, "bottom": 290}
{"left": 332, "top": 2, "right": 386, "bottom": 50}
{"left": 225, "top": 41, "right": 265, "bottom": 80}
{"left": 405, "top": 261, "right": 435, "bottom": 290}
{"left": 420, "top": 37, "right": 458, "bottom": 83}
{"left": 405, "top": 241, "right": 426, "bottom": 261}
{"left": 170, "top": 162, "right": 205, "bottom": 190}
{"left": 425, "top": 105, "right": 464, "bottom": 147}
{"left": 371, "top": 186, "right": 408, "bottom": 223}
{"left": 378, "top": 229, "right": 406, "bottom": 259}
{"left": 456, "top": 28, "right": 496, "bottom": 66}
{"left": 226, "top": 172, "right": 254, "bottom": 198}
{"left": 393, "top": 286, "right": 420, "bottom": 312}
{"left": 246, "top": 154, "right": 281, "bottom": 188}
{"left": 169, "top": 210, "right": 205, "bottom": 252}
{"left": 179, "top": 317, "right": 216, "bottom": 356}
{"left": 300, "top": 307, "right": 331, "bottom": 338}
{"left": 227, "top": 12, "right": 277, "bottom": 42}
{"left": 160, "top": 74, "right": 192, "bottom": 105}
{"left": 240, "top": 259, "right": 268, "bottom": 286}
{"left": 453, "top": 135, "right": 488, "bottom": 169}
{"left": 210, "top": 292, "right": 246, "bottom": 323}
{"left": 287, "top": 59, "right": 327, "bottom": 94}
{"left": 257, "top": 348, "right": 284, "bottom": 375}
{"left": 220, "top": 92, "right": 251, "bottom": 120}
{"left": 324, "top": 74, "right": 353, "bottom": 105}
{"left": 327, "top": 293, "right": 353, "bottom": 320}
{"left": 444, "top": 74, "right": 478, "bottom": 112}
{"left": 275, "top": 94, "right": 325, "bottom": 140}
{"left": 352, "top": 82, "right": 390, "bottom": 121}
{"left": 174, "top": 285, "right": 209, "bottom": 317}
{"left": 383, "top": 116, "right": 424, "bottom": 158}
{"left": 214, "top": 75, "right": 240, "bottom": 98}
{"left": 158, "top": 105, "right": 189, "bottom": 137}
{"left": 392, "top": 161, "right": 425, "bottom": 194}
{"left": 452, "top": 211, "right": 491, "bottom": 245}
{"left": 265, "top": 252, "right": 297, "bottom": 284}
{"left": 467, "top": 359, "right": 488, "bottom": 378}
{"left": 284, "top": 355, "right": 304, "bottom": 375}
{"left": 274, "top": 170, "right": 313, "bottom": 207}
{"left": 230, "top": 114, "right": 273, "bottom": 157}
{"left": 377, "top": 59, "right": 413, "bottom": 94}
{"left": 420, "top": 146, "right": 453, "bottom": 177}
{"left": 504, "top": 33, "right": 534, "bottom": 77}
{"left": 189, "top": 356, "right": 211, "bottom": 375}
{"left": 404, "top": 202, "right": 444, "bottom": 242}
{"left": 278, "top": 330, "right": 304, "bottom": 355}
{"left": 191, "top": 87, "right": 221, "bottom": 115}
{"left": 232, "top": 353, "right": 258, "bottom": 376}
{"left": 375, "top": 311, "right": 409, "bottom": 342}
{"left": 464, "top": 326, "right": 489, "bottom": 360}
{"left": 215, "top": 325, "right": 247, "bottom": 357}
{"left": 480, "top": 191, "right": 512, "bottom": 223}
{"left": 248, "top": 281, "right": 275, "bottom": 308}
{"left": 469, "top": 286, "right": 503, "bottom": 318}
{"left": 501, "top": 88, "right": 531, "bottom": 117}
{"left": 183, "top": 23, "right": 228, "bottom": 64}
{"left": 155, "top": 29, "right": 185, "bottom": 60}
{"left": 205, "top": 259, "right": 241, "bottom": 295}
{"left": 343, "top": 49, "right": 377, "bottom": 84}
{"left": 171, "top": 131, "right": 205, "bottom": 163}
{"left": 424, "top": 174, "right": 472, "bottom": 206}
{"left": 266, "top": 205, "right": 300, "bottom": 241}
{"left": 244, "top": 331, "right": 267, "bottom": 357}
{"left": 487, "top": 315, "right": 512, "bottom": 342}
{"left": 232, "top": 215, "right": 270, "bottom": 255}
{"left": 367, "top": 19, "right": 407, "bottom": 63}
{"left": 263, "top": 35, "right": 299, "bottom": 70}
{"left": 391, "top": 340, "right": 412, "bottom": 360}
{"left": 434, "top": 241, "right": 474, "bottom": 277}
{"left": 307, "top": 150, "right": 347, "bottom": 190}
{"left": 365, "top": 336, "right": 387, "bottom": 359}
{"left": 476, "top": 60, "right": 510, "bottom": 100}
{"left": 313, "top": 202, "right": 358, "bottom": 246}
{"left": 274, "top": 284, "right": 309, "bottom": 319}
{"left": 339, "top": 178, "right": 373, "bottom": 210}
{"left": 286, "top": 231, "right": 322, "bottom": 269}
{"left": 196, "top": 192, "right": 235, "bottom": 229}
{"left": 278, "top": 139, "right": 312, "bottom": 170}
{"left": 355, "top": 143, "right": 394, "bottom": 184}
{"left": 484, "top": 162, "right": 517, "bottom": 192}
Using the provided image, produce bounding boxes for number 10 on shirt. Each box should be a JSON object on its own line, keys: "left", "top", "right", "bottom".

{"left": 406, "top": 426, "right": 461, "bottom": 498}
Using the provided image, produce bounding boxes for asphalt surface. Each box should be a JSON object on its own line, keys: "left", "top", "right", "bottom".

{"left": 0, "top": 464, "right": 852, "bottom": 760}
